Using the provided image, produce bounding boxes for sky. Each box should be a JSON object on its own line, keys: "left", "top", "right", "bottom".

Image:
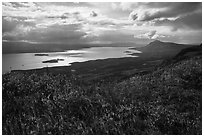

{"left": 2, "top": 2, "right": 202, "bottom": 46}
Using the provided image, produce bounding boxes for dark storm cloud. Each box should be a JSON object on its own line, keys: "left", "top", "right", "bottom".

{"left": 130, "top": 2, "right": 201, "bottom": 21}
{"left": 144, "top": 2, "right": 201, "bottom": 11}
{"left": 154, "top": 12, "right": 202, "bottom": 31}
{"left": 129, "top": 2, "right": 202, "bottom": 31}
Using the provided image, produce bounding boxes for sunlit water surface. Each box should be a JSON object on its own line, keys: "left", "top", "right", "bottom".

{"left": 2, "top": 47, "right": 141, "bottom": 74}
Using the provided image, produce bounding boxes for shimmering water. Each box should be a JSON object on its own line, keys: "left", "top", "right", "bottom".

{"left": 2, "top": 47, "right": 141, "bottom": 74}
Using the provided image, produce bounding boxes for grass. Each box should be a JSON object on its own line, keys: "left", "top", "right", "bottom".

{"left": 2, "top": 55, "right": 202, "bottom": 135}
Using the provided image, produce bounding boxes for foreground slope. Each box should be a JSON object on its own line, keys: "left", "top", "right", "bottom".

{"left": 2, "top": 46, "right": 202, "bottom": 134}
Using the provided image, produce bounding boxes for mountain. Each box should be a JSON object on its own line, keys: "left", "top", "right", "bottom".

{"left": 139, "top": 40, "right": 193, "bottom": 51}
{"left": 134, "top": 40, "right": 199, "bottom": 59}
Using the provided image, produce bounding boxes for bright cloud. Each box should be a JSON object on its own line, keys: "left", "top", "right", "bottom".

{"left": 134, "top": 30, "right": 157, "bottom": 39}
{"left": 2, "top": 2, "right": 202, "bottom": 45}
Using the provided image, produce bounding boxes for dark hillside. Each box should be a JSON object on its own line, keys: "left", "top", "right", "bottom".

{"left": 160, "top": 44, "right": 202, "bottom": 67}
{"left": 174, "top": 44, "right": 202, "bottom": 59}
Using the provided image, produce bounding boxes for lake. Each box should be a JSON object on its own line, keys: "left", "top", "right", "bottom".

{"left": 2, "top": 47, "right": 141, "bottom": 74}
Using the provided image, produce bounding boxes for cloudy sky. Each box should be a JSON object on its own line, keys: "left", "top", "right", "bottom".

{"left": 2, "top": 2, "right": 202, "bottom": 46}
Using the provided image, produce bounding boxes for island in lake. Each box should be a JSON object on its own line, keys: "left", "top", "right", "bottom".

{"left": 42, "top": 58, "right": 64, "bottom": 63}
{"left": 35, "top": 53, "right": 49, "bottom": 56}
{"left": 124, "top": 50, "right": 132, "bottom": 54}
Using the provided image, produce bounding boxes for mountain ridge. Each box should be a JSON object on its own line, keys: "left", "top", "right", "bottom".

{"left": 140, "top": 40, "right": 196, "bottom": 50}
{"left": 132, "top": 40, "right": 200, "bottom": 59}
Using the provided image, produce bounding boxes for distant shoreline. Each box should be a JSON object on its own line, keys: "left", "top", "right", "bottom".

{"left": 2, "top": 45, "right": 141, "bottom": 54}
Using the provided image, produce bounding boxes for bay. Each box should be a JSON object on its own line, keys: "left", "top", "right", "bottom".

{"left": 2, "top": 47, "right": 141, "bottom": 74}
